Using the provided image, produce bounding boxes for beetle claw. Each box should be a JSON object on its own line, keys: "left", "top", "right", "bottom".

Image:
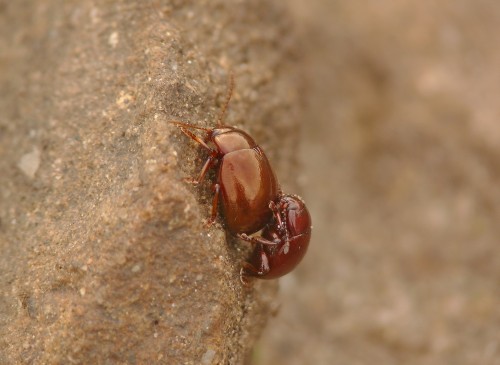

{"left": 183, "top": 177, "right": 199, "bottom": 185}
{"left": 239, "top": 267, "right": 254, "bottom": 287}
{"left": 238, "top": 233, "right": 250, "bottom": 241}
{"left": 203, "top": 218, "right": 215, "bottom": 228}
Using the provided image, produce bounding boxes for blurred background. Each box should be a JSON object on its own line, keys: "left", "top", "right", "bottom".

{"left": 254, "top": 1, "right": 500, "bottom": 364}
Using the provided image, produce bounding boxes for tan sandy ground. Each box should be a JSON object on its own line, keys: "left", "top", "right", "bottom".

{"left": 256, "top": 2, "right": 500, "bottom": 365}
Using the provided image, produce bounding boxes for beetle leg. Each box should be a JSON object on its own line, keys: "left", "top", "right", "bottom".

{"left": 184, "top": 154, "right": 217, "bottom": 185}
{"left": 204, "top": 183, "right": 220, "bottom": 227}
{"left": 269, "top": 201, "right": 289, "bottom": 239}
{"left": 240, "top": 263, "right": 258, "bottom": 286}
{"left": 238, "top": 233, "right": 281, "bottom": 246}
{"left": 239, "top": 271, "right": 252, "bottom": 286}
{"left": 240, "top": 250, "right": 270, "bottom": 285}
{"left": 269, "top": 201, "right": 284, "bottom": 230}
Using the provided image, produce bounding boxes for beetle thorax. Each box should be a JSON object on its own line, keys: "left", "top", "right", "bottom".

{"left": 211, "top": 127, "right": 257, "bottom": 155}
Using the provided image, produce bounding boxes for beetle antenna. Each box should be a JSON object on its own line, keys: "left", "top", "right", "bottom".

{"left": 169, "top": 121, "right": 211, "bottom": 132}
{"left": 216, "top": 71, "right": 234, "bottom": 127}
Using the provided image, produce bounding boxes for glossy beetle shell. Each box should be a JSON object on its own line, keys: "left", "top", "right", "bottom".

{"left": 217, "top": 145, "right": 279, "bottom": 234}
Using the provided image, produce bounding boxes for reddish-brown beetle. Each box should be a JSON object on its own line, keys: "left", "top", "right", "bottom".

{"left": 170, "top": 76, "right": 280, "bottom": 235}
{"left": 170, "top": 75, "right": 311, "bottom": 284}
{"left": 238, "top": 194, "right": 311, "bottom": 283}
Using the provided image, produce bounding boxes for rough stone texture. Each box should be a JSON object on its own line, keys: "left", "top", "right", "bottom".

{"left": 256, "top": 1, "right": 500, "bottom": 365}
{"left": 0, "top": 1, "right": 300, "bottom": 364}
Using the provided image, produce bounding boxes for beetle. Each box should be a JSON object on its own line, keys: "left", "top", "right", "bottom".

{"left": 170, "top": 75, "right": 281, "bottom": 235}
{"left": 170, "top": 75, "right": 312, "bottom": 284}
{"left": 238, "top": 194, "right": 311, "bottom": 283}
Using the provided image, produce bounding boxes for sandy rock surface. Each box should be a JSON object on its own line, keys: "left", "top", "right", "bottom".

{"left": 0, "top": 1, "right": 300, "bottom": 364}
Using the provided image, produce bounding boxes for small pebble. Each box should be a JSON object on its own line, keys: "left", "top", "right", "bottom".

{"left": 201, "top": 349, "right": 216, "bottom": 364}
{"left": 18, "top": 147, "right": 41, "bottom": 179}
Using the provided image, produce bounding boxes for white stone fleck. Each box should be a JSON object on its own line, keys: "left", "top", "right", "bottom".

{"left": 201, "top": 349, "right": 216, "bottom": 364}
{"left": 17, "top": 147, "right": 41, "bottom": 179}
{"left": 116, "top": 91, "right": 134, "bottom": 109}
{"left": 108, "top": 31, "right": 119, "bottom": 47}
